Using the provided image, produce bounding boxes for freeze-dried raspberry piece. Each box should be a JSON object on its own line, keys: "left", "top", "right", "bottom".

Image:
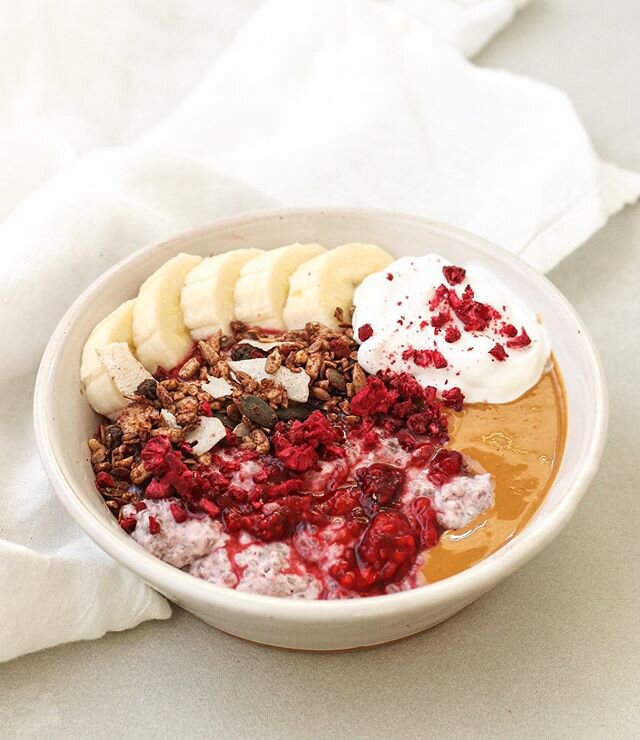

{"left": 350, "top": 377, "right": 398, "bottom": 416}
{"left": 489, "top": 343, "right": 508, "bottom": 362}
{"left": 357, "top": 323, "right": 374, "bottom": 342}
{"left": 444, "top": 326, "right": 461, "bottom": 343}
{"left": 441, "top": 387, "right": 464, "bottom": 411}
{"left": 506, "top": 327, "right": 532, "bottom": 349}
{"left": 442, "top": 265, "right": 466, "bottom": 286}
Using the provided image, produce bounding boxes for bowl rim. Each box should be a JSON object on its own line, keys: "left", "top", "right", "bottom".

{"left": 33, "top": 206, "right": 609, "bottom": 620}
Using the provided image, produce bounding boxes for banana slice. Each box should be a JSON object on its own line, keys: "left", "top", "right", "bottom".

{"left": 181, "top": 248, "right": 263, "bottom": 340}
{"left": 133, "top": 252, "right": 202, "bottom": 372}
{"left": 95, "top": 342, "right": 153, "bottom": 397}
{"left": 80, "top": 299, "right": 136, "bottom": 418}
{"left": 234, "top": 243, "right": 326, "bottom": 329}
{"left": 283, "top": 243, "right": 394, "bottom": 329}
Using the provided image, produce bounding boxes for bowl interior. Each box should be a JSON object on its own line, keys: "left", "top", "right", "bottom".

{"left": 37, "top": 209, "right": 607, "bottom": 612}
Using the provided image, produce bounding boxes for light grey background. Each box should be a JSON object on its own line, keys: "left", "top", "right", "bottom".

{"left": 2, "top": 1, "right": 638, "bottom": 737}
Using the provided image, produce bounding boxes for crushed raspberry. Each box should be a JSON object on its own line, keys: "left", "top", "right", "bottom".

{"left": 275, "top": 443, "right": 318, "bottom": 472}
{"left": 134, "top": 501, "right": 147, "bottom": 512}
{"left": 443, "top": 265, "right": 466, "bottom": 286}
{"left": 409, "top": 348, "right": 447, "bottom": 369}
{"left": 350, "top": 376, "right": 398, "bottom": 416}
{"left": 441, "top": 386, "right": 464, "bottom": 412}
{"left": 200, "top": 401, "right": 212, "bottom": 417}
{"left": 329, "top": 338, "right": 352, "bottom": 358}
{"left": 169, "top": 502, "right": 188, "bottom": 523}
{"left": 429, "top": 284, "right": 449, "bottom": 311}
{"left": 500, "top": 323, "right": 518, "bottom": 338}
{"left": 489, "top": 343, "right": 508, "bottom": 362}
{"left": 411, "top": 497, "right": 440, "bottom": 549}
{"left": 358, "top": 323, "right": 374, "bottom": 342}
{"left": 444, "top": 326, "right": 461, "bottom": 343}
{"left": 506, "top": 327, "right": 532, "bottom": 349}
{"left": 141, "top": 436, "right": 172, "bottom": 472}
{"left": 272, "top": 411, "right": 341, "bottom": 472}
{"left": 448, "top": 285, "right": 500, "bottom": 333}
{"left": 148, "top": 515, "right": 161, "bottom": 535}
{"left": 355, "top": 463, "right": 405, "bottom": 507}
{"left": 199, "top": 498, "right": 220, "bottom": 519}
{"left": 386, "top": 273, "right": 394, "bottom": 281}
{"left": 431, "top": 350, "right": 447, "bottom": 369}
{"left": 95, "top": 471, "right": 114, "bottom": 489}
{"left": 430, "top": 311, "right": 450, "bottom": 329}
{"left": 428, "top": 449, "right": 464, "bottom": 485}
{"left": 119, "top": 516, "right": 137, "bottom": 533}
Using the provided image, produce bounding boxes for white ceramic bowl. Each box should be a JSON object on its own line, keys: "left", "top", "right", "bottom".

{"left": 34, "top": 208, "right": 608, "bottom": 650}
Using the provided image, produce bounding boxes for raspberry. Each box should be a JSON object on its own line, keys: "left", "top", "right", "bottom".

{"left": 430, "top": 311, "right": 451, "bottom": 329}
{"left": 431, "top": 350, "right": 447, "bottom": 369}
{"left": 95, "top": 471, "right": 114, "bottom": 489}
{"left": 444, "top": 326, "right": 461, "bottom": 343}
{"left": 355, "top": 463, "right": 405, "bottom": 506}
{"left": 356, "top": 511, "right": 418, "bottom": 586}
{"left": 350, "top": 377, "right": 397, "bottom": 416}
{"left": 412, "top": 349, "right": 432, "bottom": 367}
{"left": 441, "top": 386, "right": 464, "bottom": 411}
{"left": 357, "top": 323, "right": 374, "bottom": 342}
{"left": 119, "top": 516, "right": 137, "bottom": 533}
{"left": 386, "top": 273, "right": 394, "bottom": 281}
{"left": 442, "top": 265, "right": 466, "bottom": 286}
{"left": 506, "top": 327, "right": 532, "bottom": 349}
{"left": 500, "top": 323, "right": 518, "bottom": 338}
{"left": 428, "top": 448, "right": 463, "bottom": 485}
{"left": 200, "top": 401, "right": 212, "bottom": 417}
{"left": 429, "top": 284, "right": 449, "bottom": 310}
{"left": 329, "top": 338, "right": 352, "bottom": 358}
{"left": 489, "top": 343, "right": 508, "bottom": 361}
{"left": 148, "top": 515, "right": 161, "bottom": 535}
{"left": 199, "top": 498, "right": 220, "bottom": 519}
{"left": 275, "top": 443, "right": 318, "bottom": 472}
{"left": 170, "top": 502, "right": 188, "bottom": 523}
{"left": 141, "top": 436, "right": 172, "bottom": 472}
{"left": 326, "top": 487, "right": 361, "bottom": 516}
{"left": 410, "top": 349, "right": 447, "bottom": 369}
{"left": 448, "top": 285, "right": 500, "bottom": 332}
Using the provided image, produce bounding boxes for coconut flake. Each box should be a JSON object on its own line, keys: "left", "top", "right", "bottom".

{"left": 228, "top": 359, "right": 310, "bottom": 402}
{"left": 96, "top": 342, "right": 153, "bottom": 397}
{"left": 184, "top": 416, "right": 227, "bottom": 455}
{"left": 160, "top": 409, "right": 179, "bottom": 428}
{"left": 201, "top": 375, "right": 234, "bottom": 398}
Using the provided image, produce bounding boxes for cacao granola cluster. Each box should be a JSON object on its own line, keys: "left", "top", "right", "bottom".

{"left": 89, "top": 319, "right": 373, "bottom": 515}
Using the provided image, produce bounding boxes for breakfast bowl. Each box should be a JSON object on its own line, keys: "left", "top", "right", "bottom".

{"left": 34, "top": 208, "right": 608, "bottom": 650}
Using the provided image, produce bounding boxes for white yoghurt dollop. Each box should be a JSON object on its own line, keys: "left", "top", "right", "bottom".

{"left": 352, "top": 254, "right": 550, "bottom": 404}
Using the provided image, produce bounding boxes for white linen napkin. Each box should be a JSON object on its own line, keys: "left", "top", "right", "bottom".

{"left": 1, "top": 0, "right": 638, "bottom": 663}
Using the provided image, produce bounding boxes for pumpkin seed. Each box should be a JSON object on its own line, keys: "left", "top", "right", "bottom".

{"left": 238, "top": 395, "right": 278, "bottom": 428}
{"left": 325, "top": 367, "right": 346, "bottom": 392}
{"left": 276, "top": 404, "right": 312, "bottom": 422}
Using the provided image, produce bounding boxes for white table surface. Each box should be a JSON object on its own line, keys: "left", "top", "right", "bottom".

{"left": 2, "top": 2, "right": 639, "bottom": 737}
